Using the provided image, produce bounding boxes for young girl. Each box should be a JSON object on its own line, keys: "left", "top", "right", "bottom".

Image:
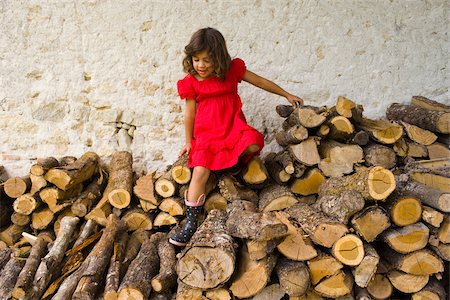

{"left": 169, "top": 27, "right": 304, "bottom": 246}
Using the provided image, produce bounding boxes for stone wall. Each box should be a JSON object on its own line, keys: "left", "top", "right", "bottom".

{"left": 0, "top": 0, "right": 448, "bottom": 175}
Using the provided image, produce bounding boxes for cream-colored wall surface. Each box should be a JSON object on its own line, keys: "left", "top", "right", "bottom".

{"left": 0, "top": 0, "right": 448, "bottom": 175}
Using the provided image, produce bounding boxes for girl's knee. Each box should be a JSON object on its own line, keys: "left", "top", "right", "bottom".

{"left": 192, "top": 166, "right": 210, "bottom": 181}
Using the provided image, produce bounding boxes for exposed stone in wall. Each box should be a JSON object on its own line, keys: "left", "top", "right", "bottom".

{"left": 0, "top": 0, "right": 448, "bottom": 176}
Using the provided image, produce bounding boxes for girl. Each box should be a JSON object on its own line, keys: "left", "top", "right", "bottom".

{"left": 169, "top": 27, "right": 304, "bottom": 246}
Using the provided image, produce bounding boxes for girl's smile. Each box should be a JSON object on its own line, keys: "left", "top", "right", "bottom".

{"left": 193, "top": 51, "right": 215, "bottom": 79}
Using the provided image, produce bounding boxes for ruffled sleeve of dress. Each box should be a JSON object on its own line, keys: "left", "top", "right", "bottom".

{"left": 231, "top": 58, "right": 247, "bottom": 82}
{"left": 177, "top": 75, "right": 197, "bottom": 100}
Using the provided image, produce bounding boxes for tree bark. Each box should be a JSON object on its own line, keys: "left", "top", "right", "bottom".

{"left": 103, "top": 231, "right": 129, "bottom": 300}
{"left": 107, "top": 151, "right": 133, "bottom": 209}
{"left": 45, "top": 152, "right": 99, "bottom": 190}
{"left": 12, "top": 235, "right": 49, "bottom": 299}
{"left": 286, "top": 203, "right": 348, "bottom": 248}
{"left": 151, "top": 234, "right": 177, "bottom": 293}
{"left": 275, "top": 211, "right": 318, "bottom": 261}
{"left": 72, "top": 214, "right": 127, "bottom": 300}
{"left": 386, "top": 102, "right": 450, "bottom": 134}
{"left": 117, "top": 232, "right": 164, "bottom": 300}
{"left": 177, "top": 210, "right": 236, "bottom": 290}
{"left": 226, "top": 200, "right": 288, "bottom": 241}
{"left": 314, "top": 189, "right": 365, "bottom": 224}
{"left": 0, "top": 255, "right": 26, "bottom": 300}
{"left": 258, "top": 184, "right": 297, "bottom": 212}
{"left": 28, "top": 216, "right": 79, "bottom": 300}
{"left": 229, "top": 244, "right": 277, "bottom": 299}
{"left": 318, "top": 166, "right": 396, "bottom": 201}
{"left": 276, "top": 258, "right": 309, "bottom": 296}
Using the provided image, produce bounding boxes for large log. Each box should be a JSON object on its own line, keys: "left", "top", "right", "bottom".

{"left": 28, "top": 216, "right": 79, "bottom": 299}
{"left": 288, "top": 137, "right": 321, "bottom": 166}
{"left": 117, "top": 232, "right": 164, "bottom": 300}
{"left": 290, "top": 168, "right": 325, "bottom": 196}
{"left": 0, "top": 247, "right": 12, "bottom": 271}
{"left": 314, "top": 189, "right": 365, "bottom": 224}
{"left": 386, "top": 102, "right": 450, "bottom": 134}
{"left": 363, "top": 143, "right": 397, "bottom": 169}
{"left": 318, "top": 166, "right": 396, "bottom": 201}
{"left": 107, "top": 151, "right": 134, "bottom": 209}
{"left": 352, "top": 243, "right": 379, "bottom": 288}
{"left": 258, "top": 184, "right": 297, "bottom": 212}
{"left": 218, "top": 175, "right": 258, "bottom": 204}
{"left": 351, "top": 106, "right": 404, "bottom": 144}
{"left": 318, "top": 140, "right": 363, "bottom": 177}
{"left": 0, "top": 255, "right": 26, "bottom": 300}
{"left": 151, "top": 234, "right": 177, "bottom": 293}
{"left": 275, "top": 124, "right": 308, "bottom": 147}
{"left": 366, "top": 274, "right": 393, "bottom": 300}
{"left": 275, "top": 211, "right": 318, "bottom": 261}
{"left": 381, "top": 222, "right": 429, "bottom": 254}
{"left": 332, "top": 234, "right": 364, "bottom": 266}
{"left": 286, "top": 203, "right": 348, "bottom": 248}
{"left": 103, "top": 231, "right": 129, "bottom": 300}
{"left": 400, "top": 121, "right": 438, "bottom": 145}
{"left": 121, "top": 229, "right": 149, "bottom": 277}
{"left": 0, "top": 224, "right": 25, "bottom": 246}
{"left": 396, "top": 178, "right": 450, "bottom": 213}
{"left": 177, "top": 210, "right": 236, "bottom": 290}
{"left": 387, "top": 270, "right": 429, "bottom": 294}
{"left": 382, "top": 246, "right": 444, "bottom": 276}
{"left": 72, "top": 214, "right": 127, "bottom": 300}
{"left": 314, "top": 270, "right": 353, "bottom": 298}
{"left": 229, "top": 244, "right": 277, "bottom": 299}
{"left": 226, "top": 200, "right": 287, "bottom": 241}
{"left": 350, "top": 205, "right": 391, "bottom": 242}
{"left": 12, "top": 235, "right": 49, "bottom": 299}
{"left": 45, "top": 152, "right": 99, "bottom": 190}
{"left": 411, "top": 95, "right": 450, "bottom": 112}
{"left": 276, "top": 258, "right": 309, "bottom": 296}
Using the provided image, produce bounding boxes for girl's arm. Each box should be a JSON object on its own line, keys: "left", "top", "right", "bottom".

{"left": 179, "top": 98, "right": 196, "bottom": 157}
{"left": 242, "top": 70, "right": 304, "bottom": 106}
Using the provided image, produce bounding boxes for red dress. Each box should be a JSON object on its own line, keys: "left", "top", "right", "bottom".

{"left": 177, "top": 58, "right": 264, "bottom": 170}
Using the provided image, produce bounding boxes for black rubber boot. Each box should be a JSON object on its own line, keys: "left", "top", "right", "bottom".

{"left": 169, "top": 205, "right": 203, "bottom": 246}
{"left": 169, "top": 193, "right": 205, "bottom": 247}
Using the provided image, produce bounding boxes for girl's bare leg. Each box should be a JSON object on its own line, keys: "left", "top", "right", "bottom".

{"left": 188, "top": 166, "right": 210, "bottom": 201}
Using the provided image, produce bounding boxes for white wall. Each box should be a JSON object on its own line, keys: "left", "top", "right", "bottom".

{"left": 0, "top": 0, "right": 448, "bottom": 175}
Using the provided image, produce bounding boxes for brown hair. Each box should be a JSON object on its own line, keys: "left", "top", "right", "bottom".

{"left": 182, "top": 27, "right": 231, "bottom": 80}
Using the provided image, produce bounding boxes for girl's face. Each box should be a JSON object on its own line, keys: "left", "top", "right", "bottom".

{"left": 192, "top": 51, "right": 214, "bottom": 79}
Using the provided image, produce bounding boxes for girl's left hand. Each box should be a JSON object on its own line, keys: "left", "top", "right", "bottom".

{"left": 286, "top": 94, "right": 304, "bottom": 107}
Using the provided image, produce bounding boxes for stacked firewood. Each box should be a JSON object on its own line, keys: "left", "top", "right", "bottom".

{"left": 0, "top": 95, "right": 448, "bottom": 300}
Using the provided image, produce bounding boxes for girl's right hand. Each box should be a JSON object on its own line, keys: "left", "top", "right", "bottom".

{"left": 179, "top": 143, "right": 191, "bottom": 157}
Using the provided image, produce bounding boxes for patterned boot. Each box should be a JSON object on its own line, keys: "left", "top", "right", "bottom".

{"left": 169, "top": 192, "right": 205, "bottom": 247}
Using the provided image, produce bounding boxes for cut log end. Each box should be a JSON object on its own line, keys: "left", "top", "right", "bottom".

{"left": 332, "top": 234, "right": 364, "bottom": 266}
{"left": 108, "top": 189, "right": 131, "bottom": 209}
{"left": 391, "top": 197, "right": 422, "bottom": 227}
{"left": 171, "top": 165, "right": 191, "bottom": 184}
{"left": 367, "top": 166, "right": 396, "bottom": 200}
{"left": 177, "top": 247, "right": 234, "bottom": 290}
{"left": 117, "top": 288, "right": 144, "bottom": 300}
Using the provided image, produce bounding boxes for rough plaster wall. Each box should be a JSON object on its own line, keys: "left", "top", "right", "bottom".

{"left": 0, "top": 0, "right": 448, "bottom": 176}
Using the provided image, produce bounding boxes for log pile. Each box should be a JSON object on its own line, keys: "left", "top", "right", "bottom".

{"left": 0, "top": 95, "right": 449, "bottom": 299}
